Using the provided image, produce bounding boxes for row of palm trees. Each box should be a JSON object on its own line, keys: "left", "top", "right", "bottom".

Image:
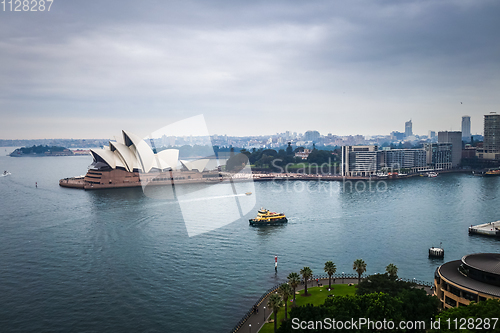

{"left": 265, "top": 260, "right": 398, "bottom": 332}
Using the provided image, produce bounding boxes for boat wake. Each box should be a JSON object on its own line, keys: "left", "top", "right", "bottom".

{"left": 1, "top": 172, "right": 11, "bottom": 177}
{"left": 178, "top": 193, "right": 247, "bottom": 204}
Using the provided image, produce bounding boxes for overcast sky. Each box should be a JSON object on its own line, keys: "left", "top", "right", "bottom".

{"left": 1, "top": 0, "right": 499, "bottom": 139}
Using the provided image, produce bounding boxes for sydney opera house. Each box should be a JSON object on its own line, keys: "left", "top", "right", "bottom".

{"left": 59, "top": 130, "right": 221, "bottom": 190}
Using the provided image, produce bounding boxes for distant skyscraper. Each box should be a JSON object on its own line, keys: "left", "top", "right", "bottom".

{"left": 428, "top": 131, "right": 436, "bottom": 139}
{"left": 438, "top": 131, "right": 462, "bottom": 168}
{"left": 484, "top": 112, "right": 500, "bottom": 153}
{"left": 405, "top": 120, "right": 413, "bottom": 138}
{"left": 462, "top": 116, "right": 471, "bottom": 141}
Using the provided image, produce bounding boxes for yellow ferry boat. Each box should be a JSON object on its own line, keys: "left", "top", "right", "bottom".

{"left": 485, "top": 169, "right": 500, "bottom": 176}
{"left": 249, "top": 208, "right": 288, "bottom": 226}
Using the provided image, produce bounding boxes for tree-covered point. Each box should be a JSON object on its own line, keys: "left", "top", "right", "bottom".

{"left": 241, "top": 147, "right": 338, "bottom": 171}
{"left": 18, "top": 145, "right": 67, "bottom": 154}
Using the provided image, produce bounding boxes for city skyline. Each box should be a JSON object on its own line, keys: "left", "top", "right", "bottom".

{"left": 1, "top": 1, "right": 499, "bottom": 139}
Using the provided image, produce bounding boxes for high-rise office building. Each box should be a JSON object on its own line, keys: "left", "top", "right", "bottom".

{"left": 341, "top": 145, "right": 381, "bottom": 177}
{"left": 484, "top": 113, "right": 500, "bottom": 153}
{"left": 476, "top": 113, "right": 500, "bottom": 160}
{"left": 405, "top": 120, "right": 413, "bottom": 138}
{"left": 462, "top": 116, "right": 471, "bottom": 142}
{"left": 438, "top": 131, "right": 462, "bottom": 168}
{"left": 424, "top": 143, "right": 453, "bottom": 170}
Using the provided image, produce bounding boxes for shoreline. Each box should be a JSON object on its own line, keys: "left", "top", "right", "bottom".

{"left": 59, "top": 169, "right": 474, "bottom": 190}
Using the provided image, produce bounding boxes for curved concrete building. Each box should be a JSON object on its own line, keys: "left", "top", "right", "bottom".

{"left": 434, "top": 253, "right": 500, "bottom": 309}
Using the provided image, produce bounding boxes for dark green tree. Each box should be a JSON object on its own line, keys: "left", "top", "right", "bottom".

{"left": 278, "top": 283, "right": 293, "bottom": 321}
{"left": 286, "top": 142, "right": 294, "bottom": 156}
{"left": 287, "top": 272, "right": 301, "bottom": 304}
{"left": 430, "top": 299, "right": 500, "bottom": 333}
{"left": 385, "top": 263, "right": 398, "bottom": 278}
{"left": 353, "top": 259, "right": 367, "bottom": 284}
{"left": 356, "top": 273, "right": 415, "bottom": 297}
{"left": 300, "top": 267, "right": 313, "bottom": 296}
{"left": 225, "top": 153, "right": 249, "bottom": 172}
{"left": 324, "top": 261, "right": 336, "bottom": 289}
{"left": 268, "top": 293, "right": 284, "bottom": 333}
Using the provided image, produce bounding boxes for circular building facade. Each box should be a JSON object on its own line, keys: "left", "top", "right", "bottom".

{"left": 434, "top": 253, "right": 500, "bottom": 309}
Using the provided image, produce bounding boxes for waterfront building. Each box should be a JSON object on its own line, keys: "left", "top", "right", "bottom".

{"left": 477, "top": 113, "right": 500, "bottom": 160}
{"left": 341, "top": 145, "right": 381, "bottom": 177}
{"left": 60, "top": 130, "right": 216, "bottom": 190}
{"left": 341, "top": 146, "right": 428, "bottom": 176}
{"left": 462, "top": 145, "right": 477, "bottom": 160}
{"left": 462, "top": 116, "right": 471, "bottom": 142}
{"left": 405, "top": 120, "right": 413, "bottom": 138}
{"left": 382, "top": 148, "right": 427, "bottom": 172}
{"left": 434, "top": 253, "right": 500, "bottom": 309}
{"left": 438, "top": 131, "right": 462, "bottom": 168}
{"left": 424, "top": 143, "right": 452, "bottom": 170}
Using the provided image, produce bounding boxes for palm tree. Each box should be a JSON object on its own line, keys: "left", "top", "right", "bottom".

{"left": 278, "top": 283, "right": 293, "bottom": 321}
{"left": 324, "top": 261, "right": 337, "bottom": 289}
{"left": 353, "top": 259, "right": 367, "bottom": 284}
{"left": 287, "top": 272, "right": 300, "bottom": 304}
{"left": 385, "top": 263, "right": 398, "bottom": 278}
{"left": 268, "top": 293, "right": 283, "bottom": 333}
{"left": 300, "top": 266, "right": 313, "bottom": 296}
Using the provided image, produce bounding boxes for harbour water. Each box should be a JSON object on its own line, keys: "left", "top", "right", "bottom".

{"left": 1, "top": 150, "right": 500, "bottom": 332}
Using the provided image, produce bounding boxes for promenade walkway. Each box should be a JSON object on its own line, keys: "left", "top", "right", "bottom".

{"left": 232, "top": 276, "right": 433, "bottom": 333}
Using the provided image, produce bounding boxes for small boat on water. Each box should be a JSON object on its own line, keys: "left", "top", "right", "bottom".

{"left": 484, "top": 169, "right": 500, "bottom": 177}
{"left": 428, "top": 172, "right": 438, "bottom": 178}
{"left": 473, "top": 169, "right": 500, "bottom": 177}
{"left": 249, "top": 208, "right": 288, "bottom": 226}
{"left": 245, "top": 192, "right": 252, "bottom": 196}
{"left": 2, "top": 170, "right": 11, "bottom": 177}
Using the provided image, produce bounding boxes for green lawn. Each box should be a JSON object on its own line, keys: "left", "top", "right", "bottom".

{"left": 259, "top": 284, "right": 356, "bottom": 333}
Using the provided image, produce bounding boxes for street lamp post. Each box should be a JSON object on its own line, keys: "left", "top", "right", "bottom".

{"left": 342, "top": 272, "right": 344, "bottom": 284}
{"left": 249, "top": 323, "right": 251, "bottom": 333}
{"left": 263, "top": 306, "right": 266, "bottom": 322}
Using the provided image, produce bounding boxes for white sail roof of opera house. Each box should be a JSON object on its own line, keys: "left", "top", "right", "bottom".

{"left": 179, "top": 159, "right": 210, "bottom": 172}
{"left": 89, "top": 130, "right": 206, "bottom": 173}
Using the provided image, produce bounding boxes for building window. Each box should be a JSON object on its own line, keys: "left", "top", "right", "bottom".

{"left": 449, "top": 285, "right": 461, "bottom": 297}
{"left": 445, "top": 296, "right": 457, "bottom": 307}
{"left": 462, "top": 291, "right": 477, "bottom": 302}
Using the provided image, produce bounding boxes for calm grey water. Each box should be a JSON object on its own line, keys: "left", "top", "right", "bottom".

{"left": 1, "top": 149, "right": 499, "bottom": 332}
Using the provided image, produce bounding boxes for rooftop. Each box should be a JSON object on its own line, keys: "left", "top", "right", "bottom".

{"left": 462, "top": 253, "right": 500, "bottom": 275}
{"left": 439, "top": 260, "right": 500, "bottom": 298}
